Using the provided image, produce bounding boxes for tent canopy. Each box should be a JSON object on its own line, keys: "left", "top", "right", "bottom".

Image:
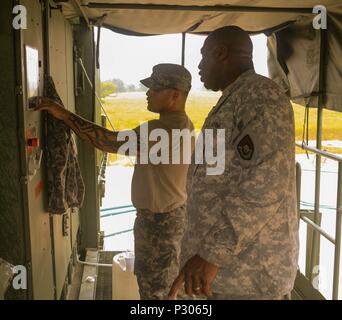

{"left": 61, "top": 1, "right": 340, "bottom": 34}
{"left": 59, "top": 0, "right": 342, "bottom": 111}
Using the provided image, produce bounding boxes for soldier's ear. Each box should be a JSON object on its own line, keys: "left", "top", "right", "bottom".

{"left": 213, "top": 44, "right": 229, "bottom": 61}
{"left": 171, "top": 89, "right": 181, "bottom": 100}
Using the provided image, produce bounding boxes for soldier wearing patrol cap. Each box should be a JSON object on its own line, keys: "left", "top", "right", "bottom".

{"left": 133, "top": 63, "right": 195, "bottom": 300}
{"left": 168, "top": 26, "right": 299, "bottom": 300}
{"left": 140, "top": 63, "right": 192, "bottom": 92}
{"left": 35, "top": 63, "right": 195, "bottom": 300}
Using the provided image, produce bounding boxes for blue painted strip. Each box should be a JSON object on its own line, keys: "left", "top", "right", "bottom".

{"left": 104, "top": 228, "right": 134, "bottom": 238}
{"left": 100, "top": 204, "right": 134, "bottom": 212}
{"left": 101, "top": 209, "right": 136, "bottom": 218}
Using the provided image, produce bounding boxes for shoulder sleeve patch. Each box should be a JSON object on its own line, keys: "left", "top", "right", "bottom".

{"left": 236, "top": 134, "right": 254, "bottom": 160}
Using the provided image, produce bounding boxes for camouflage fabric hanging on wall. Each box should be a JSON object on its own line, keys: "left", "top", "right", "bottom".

{"left": 44, "top": 76, "right": 85, "bottom": 214}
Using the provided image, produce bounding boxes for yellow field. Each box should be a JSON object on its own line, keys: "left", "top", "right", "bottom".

{"left": 103, "top": 91, "right": 342, "bottom": 163}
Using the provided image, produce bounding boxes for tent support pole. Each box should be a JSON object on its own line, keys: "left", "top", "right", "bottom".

{"left": 309, "top": 28, "right": 327, "bottom": 285}
{"left": 85, "top": 3, "right": 313, "bottom": 14}
{"left": 333, "top": 163, "right": 342, "bottom": 299}
{"left": 181, "top": 32, "right": 186, "bottom": 66}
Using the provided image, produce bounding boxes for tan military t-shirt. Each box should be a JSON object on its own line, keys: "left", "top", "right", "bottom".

{"left": 131, "top": 111, "right": 195, "bottom": 213}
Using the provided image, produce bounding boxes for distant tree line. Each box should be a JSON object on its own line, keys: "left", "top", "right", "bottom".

{"left": 101, "top": 78, "right": 147, "bottom": 98}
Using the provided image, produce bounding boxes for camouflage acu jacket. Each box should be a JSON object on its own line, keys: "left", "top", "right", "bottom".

{"left": 181, "top": 69, "right": 299, "bottom": 299}
{"left": 44, "top": 76, "right": 85, "bottom": 214}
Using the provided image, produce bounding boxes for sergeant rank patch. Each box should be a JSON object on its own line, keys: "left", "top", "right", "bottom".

{"left": 237, "top": 134, "right": 254, "bottom": 160}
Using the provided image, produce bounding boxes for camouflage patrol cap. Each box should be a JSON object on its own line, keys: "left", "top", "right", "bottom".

{"left": 140, "top": 63, "right": 192, "bottom": 92}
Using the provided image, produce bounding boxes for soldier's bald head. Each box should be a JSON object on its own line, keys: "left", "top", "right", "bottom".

{"left": 198, "top": 26, "right": 254, "bottom": 91}
{"left": 206, "top": 26, "right": 253, "bottom": 61}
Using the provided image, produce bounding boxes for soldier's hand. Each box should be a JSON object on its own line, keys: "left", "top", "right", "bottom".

{"left": 33, "top": 97, "right": 68, "bottom": 121}
{"left": 167, "top": 254, "right": 218, "bottom": 299}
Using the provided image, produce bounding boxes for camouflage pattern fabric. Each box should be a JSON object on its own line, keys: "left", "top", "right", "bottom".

{"left": 209, "top": 292, "right": 291, "bottom": 300}
{"left": 140, "top": 63, "right": 192, "bottom": 92}
{"left": 0, "top": 258, "right": 14, "bottom": 299}
{"left": 44, "top": 76, "right": 85, "bottom": 214}
{"left": 134, "top": 205, "right": 187, "bottom": 300}
{"left": 181, "top": 69, "right": 299, "bottom": 299}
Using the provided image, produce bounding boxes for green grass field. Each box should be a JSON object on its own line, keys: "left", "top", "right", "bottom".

{"left": 103, "top": 91, "right": 342, "bottom": 163}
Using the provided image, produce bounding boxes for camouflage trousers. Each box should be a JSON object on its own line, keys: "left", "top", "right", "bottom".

{"left": 209, "top": 292, "right": 292, "bottom": 300}
{"left": 133, "top": 205, "right": 187, "bottom": 300}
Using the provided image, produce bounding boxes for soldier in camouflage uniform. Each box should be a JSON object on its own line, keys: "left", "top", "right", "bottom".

{"left": 36, "top": 64, "right": 194, "bottom": 300}
{"left": 169, "top": 26, "right": 299, "bottom": 300}
{"left": 132, "top": 64, "right": 194, "bottom": 299}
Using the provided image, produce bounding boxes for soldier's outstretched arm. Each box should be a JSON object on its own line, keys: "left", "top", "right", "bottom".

{"left": 35, "top": 97, "right": 125, "bottom": 153}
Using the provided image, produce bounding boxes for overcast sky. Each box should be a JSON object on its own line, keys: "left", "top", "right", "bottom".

{"left": 98, "top": 28, "right": 268, "bottom": 90}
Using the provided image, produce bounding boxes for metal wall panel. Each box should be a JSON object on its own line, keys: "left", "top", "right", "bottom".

{"left": 48, "top": 8, "right": 78, "bottom": 299}
{"left": 0, "top": 0, "right": 29, "bottom": 300}
{"left": 74, "top": 23, "right": 101, "bottom": 250}
{"left": 20, "top": 0, "right": 54, "bottom": 300}
{"left": 71, "top": 208, "right": 80, "bottom": 250}
{"left": 51, "top": 211, "right": 71, "bottom": 298}
{"left": 65, "top": 19, "right": 80, "bottom": 248}
{"left": 65, "top": 19, "right": 76, "bottom": 113}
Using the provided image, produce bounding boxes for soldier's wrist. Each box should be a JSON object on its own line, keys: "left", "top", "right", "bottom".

{"left": 197, "top": 248, "right": 224, "bottom": 267}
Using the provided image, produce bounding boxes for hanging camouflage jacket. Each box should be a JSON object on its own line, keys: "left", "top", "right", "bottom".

{"left": 44, "top": 76, "right": 85, "bottom": 214}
